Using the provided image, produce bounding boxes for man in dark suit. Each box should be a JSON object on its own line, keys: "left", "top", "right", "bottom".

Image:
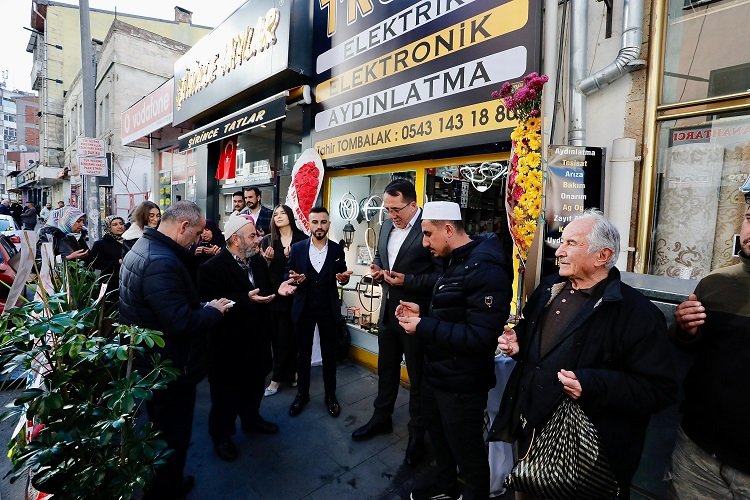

{"left": 286, "top": 206, "right": 352, "bottom": 418}
{"left": 241, "top": 186, "right": 273, "bottom": 237}
{"left": 351, "top": 179, "right": 437, "bottom": 466}
{"left": 197, "top": 215, "right": 278, "bottom": 462}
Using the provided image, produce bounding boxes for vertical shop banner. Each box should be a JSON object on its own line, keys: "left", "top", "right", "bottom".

{"left": 285, "top": 149, "right": 324, "bottom": 234}
{"left": 542, "top": 146, "right": 605, "bottom": 275}
{"left": 216, "top": 136, "right": 238, "bottom": 180}
{"left": 311, "top": 0, "right": 542, "bottom": 166}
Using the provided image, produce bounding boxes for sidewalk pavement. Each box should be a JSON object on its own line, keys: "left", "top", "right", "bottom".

{"left": 186, "top": 360, "right": 435, "bottom": 499}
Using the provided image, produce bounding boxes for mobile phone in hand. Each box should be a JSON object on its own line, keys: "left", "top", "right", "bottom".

{"left": 226, "top": 300, "right": 236, "bottom": 308}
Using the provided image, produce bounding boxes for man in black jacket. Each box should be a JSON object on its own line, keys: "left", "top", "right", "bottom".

{"left": 241, "top": 186, "right": 273, "bottom": 236}
{"left": 198, "top": 215, "right": 278, "bottom": 462}
{"left": 397, "top": 201, "right": 512, "bottom": 500}
{"left": 120, "top": 201, "right": 232, "bottom": 499}
{"left": 351, "top": 179, "right": 437, "bottom": 466}
{"left": 492, "top": 209, "right": 677, "bottom": 498}
{"left": 285, "top": 207, "right": 352, "bottom": 418}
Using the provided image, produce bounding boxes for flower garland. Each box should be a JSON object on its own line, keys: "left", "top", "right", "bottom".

{"left": 492, "top": 72, "right": 548, "bottom": 261}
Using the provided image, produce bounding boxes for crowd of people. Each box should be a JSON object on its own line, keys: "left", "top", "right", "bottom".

{"left": 17, "top": 182, "right": 749, "bottom": 500}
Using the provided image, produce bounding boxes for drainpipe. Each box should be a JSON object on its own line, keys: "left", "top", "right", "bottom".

{"left": 579, "top": 0, "right": 646, "bottom": 95}
{"left": 568, "top": 0, "right": 588, "bottom": 146}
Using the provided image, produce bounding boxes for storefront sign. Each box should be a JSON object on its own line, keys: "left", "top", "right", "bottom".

{"left": 668, "top": 118, "right": 750, "bottom": 147}
{"left": 312, "top": 0, "right": 542, "bottom": 166}
{"left": 122, "top": 78, "right": 173, "bottom": 146}
{"left": 542, "top": 145, "right": 605, "bottom": 275}
{"left": 172, "top": 0, "right": 299, "bottom": 124}
{"left": 177, "top": 95, "right": 286, "bottom": 151}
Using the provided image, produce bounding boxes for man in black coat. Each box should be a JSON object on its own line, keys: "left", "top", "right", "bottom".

{"left": 397, "top": 201, "right": 513, "bottom": 500}
{"left": 197, "top": 215, "right": 278, "bottom": 462}
{"left": 119, "top": 201, "right": 232, "bottom": 499}
{"left": 351, "top": 179, "right": 437, "bottom": 467}
{"left": 285, "top": 206, "right": 352, "bottom": 418}
{"left": 492, "top": 209, "right": 677, "bottom": 498}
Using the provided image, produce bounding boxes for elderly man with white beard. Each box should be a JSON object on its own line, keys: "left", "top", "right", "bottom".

{"left": 197, "top": 214, "right": 278, "bottom": 462}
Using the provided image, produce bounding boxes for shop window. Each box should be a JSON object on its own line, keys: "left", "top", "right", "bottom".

{"left": 650, "top": 110, "right": 750, "bottom": 279}
{"left": 330, "top": 172, "right": 416, "bottom": 331}
{"left": 662, "top": 0, "right": 750, "bottom": 104}
{"left": 425, "top": 162, "right": 511, "bottom": 240}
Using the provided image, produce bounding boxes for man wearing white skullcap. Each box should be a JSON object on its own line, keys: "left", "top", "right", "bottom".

{"left": 397, "top": 201, "right": 513, "bottom": 500}
{"left": 198, "top": 214, "right": 279, "bottom": 462}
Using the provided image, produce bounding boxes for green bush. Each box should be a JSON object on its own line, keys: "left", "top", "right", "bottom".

{"left": 0, "top": 261, "right": 180, "bottom": 499}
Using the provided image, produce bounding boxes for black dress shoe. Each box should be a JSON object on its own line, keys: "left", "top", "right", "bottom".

{"left": 352, "top": 416, "right": 393, "bottom": 441}
{"left": 289, "top": 393, "right": 310, "bottom": 416}
{"left": 213, "top": 438, "right": 238, "bottom": 462}
{"left": 242, "top": 416, "right": 279, "bottom": 434}
{"left": 325, "top": 395, "right": 341, "bottom": 418}
{"left": 404, "top": 435, "right": 426, "bottom": 466}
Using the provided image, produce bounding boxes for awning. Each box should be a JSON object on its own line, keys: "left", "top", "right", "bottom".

{"left": 177, "top": 92, "right": 287, "bottom": 152}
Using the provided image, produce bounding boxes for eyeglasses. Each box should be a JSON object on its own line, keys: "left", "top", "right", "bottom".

{"left": 385, "top": 203, "right": 412, "bottom": 215}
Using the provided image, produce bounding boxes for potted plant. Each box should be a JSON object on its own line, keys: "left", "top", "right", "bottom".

{"left": 0, "top": 260, "right": 179, "bottom": 499}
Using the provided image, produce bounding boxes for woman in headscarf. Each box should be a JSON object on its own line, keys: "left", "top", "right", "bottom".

{"left": 121, "top": 201, "right": 160, "bottom": 257}
{"left": 90, "top": 215, "right": 126, "bottom": 300}
{"left": 36, "top": 206, "right": 91, "bottom": 264}
{"left": 191, "top": 219, "right": 225, "bottom": 268}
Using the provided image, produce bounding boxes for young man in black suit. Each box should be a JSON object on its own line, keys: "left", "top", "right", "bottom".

{"left": 197, "top": 215, "right": 278, "bottom": 462}
{"left": 285, "top": 207, "right": 352, "bottom": 418}
{"left": 351, "top": 179, "right": 438, "bottom": 466}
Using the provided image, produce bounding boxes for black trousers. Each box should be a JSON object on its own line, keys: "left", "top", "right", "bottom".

{"left": 373, "top": 318, "right": 425, "bottom": 436}
{"left": 270, "top": 309, "right": 297, "bottom": 385}
{"left": 295, "top": 312, "right": 338, "bottom": 397}
{"left": 422, "top": 379, "right": 489, "bottom": 500}
{"left": 207, "top": 359, "right": 266, "bottom": 441}
{"left": 143, "top": 375, "right": 196, "bottom": 500}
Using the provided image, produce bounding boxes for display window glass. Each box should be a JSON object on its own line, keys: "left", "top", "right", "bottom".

{"left": 650, "top": 110, "right": 750, "bottom": 279}
{"left": 662, "top": 0, "right": 750, "bottom": 104}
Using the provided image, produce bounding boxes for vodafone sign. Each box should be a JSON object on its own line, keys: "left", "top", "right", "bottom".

{"left": 121, "top": 78, "right": 173, "bottom": 146}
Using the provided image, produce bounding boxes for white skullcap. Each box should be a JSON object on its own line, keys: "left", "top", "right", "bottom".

{"left": 422, "top": 201, "right": 462, "bottom": 220}
{"left": 223, "top": 214, "right": 252, "bottom": 238}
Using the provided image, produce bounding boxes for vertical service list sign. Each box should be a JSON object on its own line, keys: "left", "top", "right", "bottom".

{"left": 542, "top": 145, "right": 605, "bottom": 275}
{"left": 311, "top": 0, "right": 542, "bottom": 166}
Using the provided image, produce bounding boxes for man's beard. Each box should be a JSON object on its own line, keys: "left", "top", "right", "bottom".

{"left": 313, "top": 229, "right": 327, "bottom": 241}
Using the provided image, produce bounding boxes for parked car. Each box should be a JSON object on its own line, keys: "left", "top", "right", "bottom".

{"left": 0, "top": 233, "right": 21, "bottom": 313}
{"left": 0, "top": 215, "right": 23, "bottom": 250}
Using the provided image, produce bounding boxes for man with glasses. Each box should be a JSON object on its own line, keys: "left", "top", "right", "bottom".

{"left": 351, "top": 179, "right": 438, "bottom": 466}
{"left": 670, "top": 191, "right": 750, "bottom": 498}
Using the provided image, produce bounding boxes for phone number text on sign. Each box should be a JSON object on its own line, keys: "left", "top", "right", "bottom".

{"left": 315, "top": 100, "right": 518, "bottom": 159}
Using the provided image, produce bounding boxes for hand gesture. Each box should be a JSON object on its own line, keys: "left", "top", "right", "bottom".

{"left": 558, "top": 369, "right": 582, "bottom": 400}
{"left": 209, "top": 245, "right": 220, "bottom": 255}
{"left": 370, "top": 263, "right": 384, "bottom": 282}
{"left": 194, "top": 246, "right": 204, "bottom": 255}
{"left": 395, "top": 300, "right": 420, "bottom": 319}
{"left": 398, "top": 316, "right": 420, "bottom": 335}
{"left": 262, "top": 245, "right": 275, "bottom": 261}
{"left": 66, "top": 249, "right": 89, "bottom": 261}
{"left": 383, "top": 270, "right": 405, "bottom": 287}
{"left": 498, "top": 325, "right": 519, "bottom": 356}
{"left": 336, "top": 270, "right": 353, "bottom": 285}
{"left": 207, "top": 298, "right": 233, "bottom": 314}
{"left": 289, "top": 270, "right": 306, "bottom": 285}
{"left": 674, "top": 294, "right": 705, "bottom": 336}
{"left": 278, "top": 278, "right": 297, "bottom": 296}
{"left": 248, "top": 288, "right": 275, "bottom": 303}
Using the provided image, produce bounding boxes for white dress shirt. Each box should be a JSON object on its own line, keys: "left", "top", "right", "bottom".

{"left": 308, "top": 240, "right": 329, "bottom": 273}
{"left": 387, "top": 208, "right": 421, "bottom": 270}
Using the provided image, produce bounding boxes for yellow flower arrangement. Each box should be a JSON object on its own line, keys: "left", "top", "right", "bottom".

{"left": 493, "top": 72, "right": 548, "bottom": 317}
